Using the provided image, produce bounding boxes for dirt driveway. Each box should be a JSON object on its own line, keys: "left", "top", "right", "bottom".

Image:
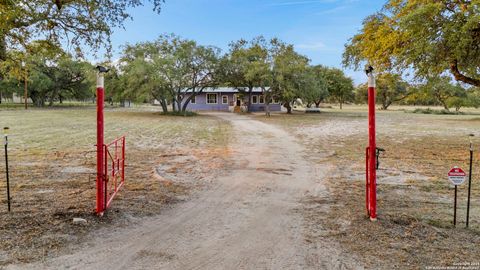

{"left": 7, "top": 112, "right": 357, "bottom": 270}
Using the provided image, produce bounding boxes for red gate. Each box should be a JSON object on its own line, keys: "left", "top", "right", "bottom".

{"left": 104, "top": 136, "right": 126, "bottom": 209}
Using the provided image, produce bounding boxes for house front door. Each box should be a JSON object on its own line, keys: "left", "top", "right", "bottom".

{"left": 236, "top": 99, "right": 241, "bottom": 106}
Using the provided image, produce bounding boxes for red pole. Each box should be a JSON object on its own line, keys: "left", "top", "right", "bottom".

{"left": 367, "top": 70, "right": 377, "bottom": 221}
{"left": 96, "top": 73, "right": 105, "bottom": 215}
{"left": 122, "top": 137, "right": 125, "bottom": 183}
{"left": 366, "top": 147, "right": 369, "bottom": 215}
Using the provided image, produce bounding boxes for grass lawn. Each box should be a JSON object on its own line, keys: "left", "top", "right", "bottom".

{"left": 0, "top": 106, "right": 231, "bottom": 265}
{"left": 256, "top": 105, "right": 480, "bottom": 269}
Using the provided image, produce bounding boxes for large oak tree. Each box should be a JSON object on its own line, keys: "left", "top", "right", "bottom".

{"left": 343, "top": 0, "right": 480, "bottom": 87}
{"left": 0, "top": 0, "right": 164, "bottom": 102}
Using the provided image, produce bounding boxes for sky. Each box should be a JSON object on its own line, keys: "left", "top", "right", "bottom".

{"left": 104, "top": 0, "right": 386, "bottom": 84}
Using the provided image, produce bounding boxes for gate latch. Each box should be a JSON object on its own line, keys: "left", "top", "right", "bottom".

{"left": 375, "top": 147, "right": 385, "bottom": 170}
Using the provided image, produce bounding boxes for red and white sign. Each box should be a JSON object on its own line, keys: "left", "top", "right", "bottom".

{"left": 448, "top": 167, "right": 466, "bottom": 186}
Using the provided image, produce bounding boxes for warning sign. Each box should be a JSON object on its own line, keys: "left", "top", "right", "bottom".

{"left": 448, "top": 167, "right": 466, "bottom": 186}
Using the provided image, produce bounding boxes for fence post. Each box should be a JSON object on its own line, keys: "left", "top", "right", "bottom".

{"left": 366, "top": 66, "right": 377, "bottom": 221}
{"left": 96, "top": 71, "right": 105, "bottom": 215}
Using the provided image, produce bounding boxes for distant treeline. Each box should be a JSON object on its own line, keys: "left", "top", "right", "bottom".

{"left": 1, "top": 35, "right": 478, "bottom": 112}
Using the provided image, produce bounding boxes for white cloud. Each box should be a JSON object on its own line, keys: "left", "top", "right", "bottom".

{"left": 296, "top": 41, "right": 327, "bottom": 51}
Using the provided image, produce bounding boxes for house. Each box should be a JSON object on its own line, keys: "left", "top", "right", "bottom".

{"left": 179, "top": 87, "right": 282, "bottom": 112}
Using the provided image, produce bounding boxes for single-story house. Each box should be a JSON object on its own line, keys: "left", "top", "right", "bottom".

{"left": 179, "top": 87, "right": 282, "bottom": 112}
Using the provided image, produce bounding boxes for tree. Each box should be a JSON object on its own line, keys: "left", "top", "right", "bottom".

{"left": 119, "top": 46, "right": 171, "bottom": 112}
{"left": 120, "top": 34, "right": 221, "bottom": 114}
{"left": 30, "top": 56, "right": 92, "bottom": 106}
{"left": 376, "top": 73, "right": 410, "bottom": 110}
{"left": 354, "top": 83, "right": 368, "bottom": 104}
{"left": 224, "top": 37, "right": 312, "bottom": 115}
{"left": 269, "top": 39, "right": 309, "bottom": 114}
{"left": 417, "top": 77, "right": 467, "bottom": 111}
{"left": 343, "top": 1, "right": 480, "bottom": 87}
{"left": 298, "top": 66, "right": 328, "bottom": 108}
{"left": 318, "top": 66, "right": 354, "bottom": 109}
{"left": 0, "top": 0, "right": 164, "bottom": 58}
{"left": 0, "top": 0, "right": 164, "bottom": 103}
{"left": 1, "top": 44, "right": 93, "bottom": 106}
{"left": 224, "top": 37, "right": 270, "bottom": 112}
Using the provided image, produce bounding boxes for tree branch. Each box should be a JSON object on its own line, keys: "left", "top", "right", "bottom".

{"left": 450, "top": 59, "right": 480, "bottom": 87}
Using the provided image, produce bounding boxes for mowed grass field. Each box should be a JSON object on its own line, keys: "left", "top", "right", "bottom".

{"left": 0, "top": 106, "right": 231, "bottom": 265}
{"left": 256, "top": 105, "right": 480, "bottom": 268}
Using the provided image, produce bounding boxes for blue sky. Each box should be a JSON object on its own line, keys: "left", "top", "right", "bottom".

{"left": 106, "top": 0, "right": 385, "bottom": 84}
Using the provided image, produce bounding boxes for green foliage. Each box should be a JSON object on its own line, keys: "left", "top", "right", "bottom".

{"left": 297, "top": 66, "right": 328, "bottom": 108}
{"left": 120, "top": 34, "right": 221, "bottom": 113}
{"left": 270, "top": 39, "right": 310, "bottom": 113}
{"left": 0, "top": 0, "right": 164, "bottom": 58}
{"left": 316, "top": 65, "right": 354, "bottom": 109}
{"left": 1, "top": 45, "right": 93, "bottom": 107}
{"left": 376, "top": 73, "right": 410, "bottom": 110}
{"left": 343, "top": 0, "right": 480, "bottom": 87}
{"left": 223, "top": 37, "right": 270, "bottom": 112}
{"left": 416, "top": 76, "right": 466, "bottom": 111}
{"left": 224, "top": 37, "right": 312, "bottom": 114}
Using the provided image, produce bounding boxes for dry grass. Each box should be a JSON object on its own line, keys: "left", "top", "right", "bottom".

{"left": 257, "top": 106, "right": 480, "bottom": 269}
{"left": 0, "top": 107, "right": 231, "bottom": 265}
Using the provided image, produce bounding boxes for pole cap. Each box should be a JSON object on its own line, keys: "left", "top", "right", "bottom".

{"left": 95, "top": 65, "right": 110, "bottom": 73}
{"left": 3, "top": 127, "right": 9, "bottom": 136}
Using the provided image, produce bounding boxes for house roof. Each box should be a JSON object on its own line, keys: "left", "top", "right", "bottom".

{"left": 184, "top": 87, "right": 269, "bottom": 93}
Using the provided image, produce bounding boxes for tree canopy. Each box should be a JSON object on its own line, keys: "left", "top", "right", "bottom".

{"left": 343, "top": 0, "right": 480, "bottom": 87}
{"left": 0, "top": 0, "right": 164, "bottom": 59}
{"left": 120, "top": 34, "right": 221, "bottom": 113}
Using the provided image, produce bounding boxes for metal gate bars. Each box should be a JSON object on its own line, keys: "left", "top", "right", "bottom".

{"left": 104, "top": 136, "right": 126, "bottom": 211}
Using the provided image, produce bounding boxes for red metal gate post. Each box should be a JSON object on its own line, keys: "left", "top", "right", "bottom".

{"left": 122, "top": 137, "right": 125, "bottom": 183}
{"left": 96, "top": 71, "right": 105, "bottom": 215}
{"left": 367, "top": 67, "right": 377, "bottom": 221}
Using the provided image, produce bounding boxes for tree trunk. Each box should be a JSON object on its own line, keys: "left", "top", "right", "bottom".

{"left": 284, "top": 102, "right": 292, "bottom": 114}
{"left": 442, "top": 102, "right": 449, "bottom": 111}
{"left": 160, "top": 99, "right": 168, "bottom": 113}
{"left": 48, "top": 90, "right": 57, "bottom": 106}
{"left": 315, "top": 101, "right": 321, "bottom": 108}
{"left": 339, "top": 101, "right": 343, "bottom": 109}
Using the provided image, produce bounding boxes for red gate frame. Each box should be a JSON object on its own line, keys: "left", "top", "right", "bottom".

{"left": 104, "top": 136, "right": 126, "bottom": 209}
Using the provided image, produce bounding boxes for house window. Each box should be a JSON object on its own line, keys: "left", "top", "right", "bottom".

{"left": 191, "top": 95, "right": 196, "bottom": 104}
{"left": 271, "top": 97, "right": 279, "bottom": 104}
{"left": 206, "top": 93, "right": 218, "bottom": 104}
{"left": 252, "top": 95, "right": 258, "bottom": 104}
{"left": 259, "top": 95, "right": 264, "bottom": 104}
{"left": 222, "top": 95, "right": 228, "bottom": 104}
